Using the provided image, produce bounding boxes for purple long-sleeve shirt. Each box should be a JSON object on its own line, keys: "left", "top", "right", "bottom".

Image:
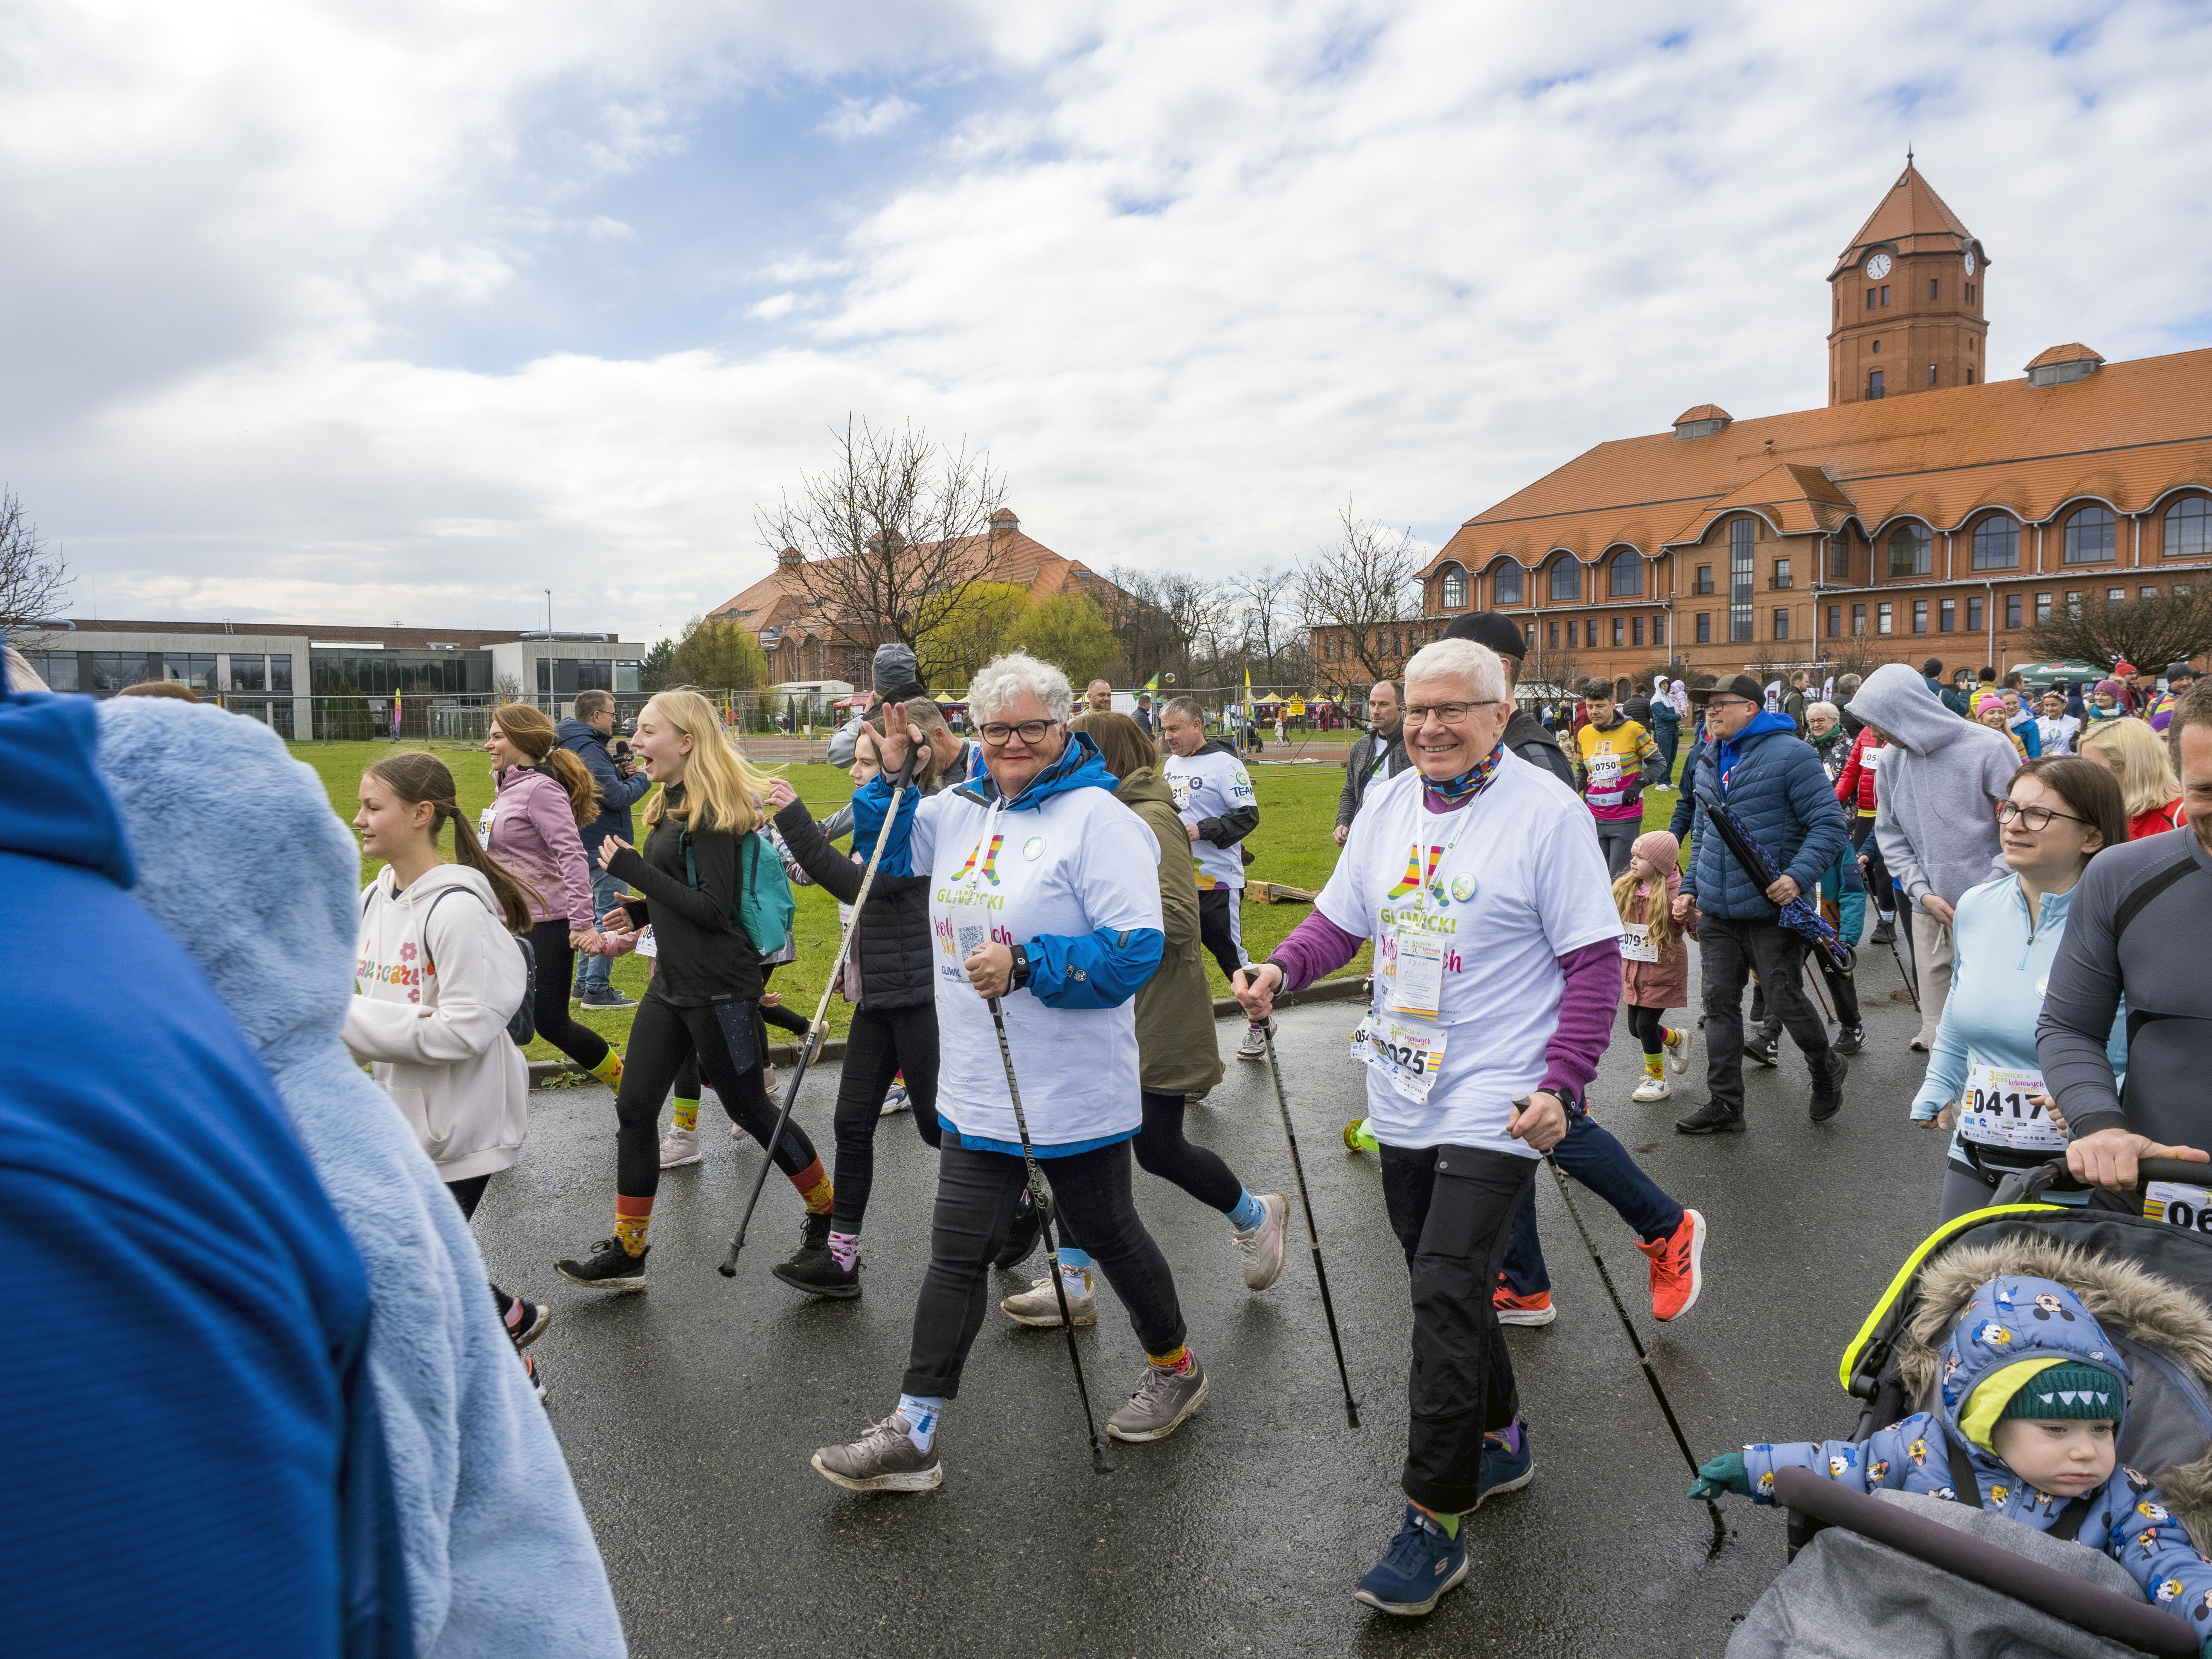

{"left": 1270, "top": 792, "right": 1619, "bottom": 1103}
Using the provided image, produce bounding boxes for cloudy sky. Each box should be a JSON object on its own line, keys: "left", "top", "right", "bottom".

{"left": 6, "top": 0, "right": 2209, "bottom": 645}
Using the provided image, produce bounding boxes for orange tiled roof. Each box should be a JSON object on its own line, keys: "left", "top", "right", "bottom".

{"left": 2025, "top": 342, "right": 2104, "bottom": 370}
{"left": 1828, "top": 161, "right": 1982, "bottom": 278}
{"left": 1424, "top": 346, "right": 2212, "bottom": 577}
{"left": 1674, "top": 404, "right": 1731, "bottom": 425}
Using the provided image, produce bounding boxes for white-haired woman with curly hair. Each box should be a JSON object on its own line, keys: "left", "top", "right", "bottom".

{"left": 809, "top": 652, "right": 1203, "bottom": 1493}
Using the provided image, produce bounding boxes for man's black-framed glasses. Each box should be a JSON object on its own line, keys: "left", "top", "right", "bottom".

{"left": 978, "top": 719, "right": 1059, "bottom": 747}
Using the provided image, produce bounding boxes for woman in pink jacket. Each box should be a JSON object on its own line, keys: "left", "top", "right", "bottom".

{"left": 483, "top": 704, "right": 625, "bottom": 1089}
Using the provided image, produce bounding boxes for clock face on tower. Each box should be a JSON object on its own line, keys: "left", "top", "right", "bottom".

{"left": 1865, "top": 252, "right": 1892, "bottom": 280}
{"left": 1963, "top": 249, "right": 1977, "bottom": 275}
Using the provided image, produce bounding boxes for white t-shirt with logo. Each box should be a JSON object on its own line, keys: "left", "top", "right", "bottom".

{"left": 1164, "top": 744, "right": 1256, "bottom": 890}
{"left": 911, "top": 783, "right": 1164, "bottom": 1151}
{"left": 1316, "top": 752, "right": 1619, "bottom": 1156}
{"left": 2036, "top": 714, "right": 2080, "bottom": 752}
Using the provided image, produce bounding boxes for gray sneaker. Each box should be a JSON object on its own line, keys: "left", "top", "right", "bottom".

{"left": 1108, "top": 1356, "right": 1210, "bottom": 1443}
{"left": 1000, "top": 1273, "right": 1097, "bottom": 1328}
{"left": 1236, "top": 1020, "right": 1273, "bottom": 1060}
{"left": 1233, "top": 1194, "right": 1289, "bottom": 1291}
{"left": 579, "top": 988, "right": 636, "bottom": 1011}
{"left": 811, "top": 1413, "right": 943, "bottom": 1492}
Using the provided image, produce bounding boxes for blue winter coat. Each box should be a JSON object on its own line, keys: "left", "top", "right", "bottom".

{"left": 1745, "top": 1276, "right": 2212, "bottom": 1628}
{"left": 93, "top": 699, "right": 627, "bottom": 1659}
{"left": 2, "top": 679, "right": 400, "bottom": 1655}
{"left": 557, "top": 715, "right": 653, "bottom": 860}
{"left": 1679, "top": 712, "right": 1850, "bottom": 921}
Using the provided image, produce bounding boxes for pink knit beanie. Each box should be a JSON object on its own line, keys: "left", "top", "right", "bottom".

{"left": 1633, "top": 830, "right": 1680, "bottom": 873}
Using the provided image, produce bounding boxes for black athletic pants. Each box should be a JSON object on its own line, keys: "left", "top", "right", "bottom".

{"left": 528, "top": 920, "right": 612, "bottom": 1073}
{"left": 1058, "top": 1091, "right": 1245, "bottom": 1257}
{"left": 613, "top": 992, "right": 816, "bottom": 1198}
{"left": 671, "top": 974, "right": 809, "bottom": 1101}
{"left": 446, "top": 1175, "right": 517, "bottom": 1331}
{"left": 1380, "top": 1142, "right": 1531, "bottom": 1515}
{"left": 831, "top": 1004, "right": 943, "bottom": 1234}
{"left": 1700, "top": 916, "right": 1838, "bottom": 1116}
{"left": 1196, "top": 886, "right": 1247, "bottom": 986}
{"left": 903, "top": 1134, "right": 1185, "bottom": 1399}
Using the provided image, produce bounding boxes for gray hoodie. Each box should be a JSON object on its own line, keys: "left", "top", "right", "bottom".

{"left": 1847, "top": 662, "right": 2018, "bottom": 910}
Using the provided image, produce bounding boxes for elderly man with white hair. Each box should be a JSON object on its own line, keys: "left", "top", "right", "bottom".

{"left": 810, "top": 652, "right": 1200, "bottom": 1493}
{"left": 1233, "top": 635, "right": 1621, "bottom": 1618}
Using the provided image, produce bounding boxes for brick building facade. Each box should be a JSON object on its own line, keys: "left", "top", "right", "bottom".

{"left": 1309, "top": 162, "right": 2212, "bottom": 690}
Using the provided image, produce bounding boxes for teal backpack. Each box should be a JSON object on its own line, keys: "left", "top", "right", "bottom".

{"left": 681, "top": 827, "right": 794, "bottom": 960}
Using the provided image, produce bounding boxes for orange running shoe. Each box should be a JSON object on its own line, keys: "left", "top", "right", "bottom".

{"left": 1491, "top": 1285, "right": 1556, "bottom": 1326}
{"left": 1638, "top": 1208, "right": 1706, "bottom": 1322}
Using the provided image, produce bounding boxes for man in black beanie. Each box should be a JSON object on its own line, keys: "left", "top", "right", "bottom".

{"left": 1439, "top": 612, "right": 1573, "bottom": 787}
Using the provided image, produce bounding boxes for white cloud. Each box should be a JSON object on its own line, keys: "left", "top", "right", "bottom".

{"left": 821, "top": 94, "right": 918, "bottom": 139}
{"left": 585, "top": 215, "right": 637, "bottom": 241}
{"left": 9, "top": 0, "right": 2212, "bottom": 648}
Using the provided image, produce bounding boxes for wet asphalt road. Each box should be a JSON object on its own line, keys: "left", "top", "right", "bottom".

{"left": 474, "top": 941, "right": 1952, "bottom": 1659}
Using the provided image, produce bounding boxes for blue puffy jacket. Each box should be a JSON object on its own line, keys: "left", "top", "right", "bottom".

{"left": 556, "top": 716, "right": 653, "bottom": 860}
{"left": 1679, "top": 712, "right": 1850, "bottom": 921}
{"left": 1744, "top": 1277, "right": 2212, "bottom": 1625}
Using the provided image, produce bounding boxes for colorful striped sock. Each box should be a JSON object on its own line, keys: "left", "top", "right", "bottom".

{"left": 1147, "top": 1342, "right": 1196, "bottom": 1377}
{"left": 614, "top": 1194, "right": 653, "bottom": 1256}
{"left": 788, "top": 1156, "right": 833, "bottom": 1215}
{"left": 672, "top": 1095, "right": 700, "bottom": 1133}
{"left": 1643, "top": 1052, "right": 1664, "bottom": 1079}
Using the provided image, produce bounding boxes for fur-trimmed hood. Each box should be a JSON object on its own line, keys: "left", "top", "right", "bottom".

{"left": 1898, "top": 1233, "right": 2212, "bottom": 1550}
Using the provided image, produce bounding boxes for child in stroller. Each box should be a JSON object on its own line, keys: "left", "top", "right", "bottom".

{"left": 1689, "top": 1274, "right": 2212, "bottom": 1639}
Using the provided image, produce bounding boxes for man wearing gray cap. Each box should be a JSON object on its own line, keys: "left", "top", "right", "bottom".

{"left": 830, "top": 643, "right": 931, "bottom": 768}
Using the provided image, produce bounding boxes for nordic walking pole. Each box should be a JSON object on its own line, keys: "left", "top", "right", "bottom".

{"left": 1261, "top": 1022, "right": 1361, "bottom": 1428}
{"left": 1887, "top": 916, "right": 1921, "bottom": 1013}
{"left": 720, "top": 741, "right": 923, "bottom": 1278}
{"left": 1537, "top": 1141, "right": 1726, "bottom": 1555}
{"left": 1802, "top": 959, "right": 1834, "bottom": 1025}
{"left": 987, "top": 996, "right": 1113, "bottom": 1474}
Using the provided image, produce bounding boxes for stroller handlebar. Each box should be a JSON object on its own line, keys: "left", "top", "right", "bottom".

{"left": 1773, "top": 1467, "right": 2198, "bottom": 1656}
{"left": 1991, "top": 1155, "right": 2212, "bottom": 1206}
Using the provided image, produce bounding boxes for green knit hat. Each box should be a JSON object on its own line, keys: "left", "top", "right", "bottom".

{"left": 1999, "top": 1361, "right": 2128, "bottom": 1427}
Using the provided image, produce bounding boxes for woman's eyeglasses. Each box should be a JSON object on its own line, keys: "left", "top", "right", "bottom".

{"left": 978, "top": 719, "right": 1057, "bottom": 747}
{"left": 1997, "top": 801, "right": 2088, "bottom": 831}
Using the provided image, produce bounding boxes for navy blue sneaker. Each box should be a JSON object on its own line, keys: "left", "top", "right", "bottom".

{"left": 1475, "top": 1420, "right": 1535, "bottom": 1507}
{"left": 1353, "top": 1505, "right": 1468, "bottom": 1616}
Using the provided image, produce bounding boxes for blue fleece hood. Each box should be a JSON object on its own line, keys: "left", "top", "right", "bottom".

{"left": 0, "top": 681, "right": 133, "bottom": 888}
{"left": 955, "top": 728, "right": 1119, "bottom": 811}
{"left": 1716, "top": 709, "right": 1799, "bottom": 788}
{"left": 1938, "top": 1276, "right": 2130, "bottom": 1449}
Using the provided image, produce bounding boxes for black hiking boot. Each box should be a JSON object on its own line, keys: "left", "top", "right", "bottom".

{"left": 1674, "top": 1101, "right": 1746, "bottom": 1136}
{"left": 1810, "top": 1053, "right": 1849, "bottom": 1123}
{"left": 774, "top": 1229, "right": 861, "bottom": 1299}
{"left": 556, "top": 1238, "right": 649, "bottom": 1291}
{"left": 993, "top": 1185, "right": 1044, "bottom": 1271}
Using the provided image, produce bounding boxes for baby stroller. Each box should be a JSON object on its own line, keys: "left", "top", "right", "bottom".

{"left": 1732, "top": 1158, "right": 2212, "bottom": 1659}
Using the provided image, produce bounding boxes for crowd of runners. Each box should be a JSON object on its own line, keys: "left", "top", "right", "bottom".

{"left": 8, "top": 618, "right": 2212, "bottom": 1648}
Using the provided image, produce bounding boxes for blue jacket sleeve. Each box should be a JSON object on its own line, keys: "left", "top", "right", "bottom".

{"left": 850, "top": 776, "right": 919, "bottom": 877}
{"left": 1744, "top": 1414, "right": 1933, "bottom": 1505}
{"left": 1025, "top": 926, "right": 1164, "bottom": 1010}
{"left": 572, "top": 735, "right": 651, "bottom": 814}
{"left": 2018, "top": 720, "right": 2043, "bottom": 758}
{"left": 1780, "top": 748, "right": 1850, "bottom": 897}
{"left": 2103, "top": 1479, "right": 2212, "bottom": 1619}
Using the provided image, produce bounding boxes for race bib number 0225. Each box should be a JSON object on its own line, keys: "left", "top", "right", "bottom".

{"left": 1352, "top": 1014, "right": 1445, "bottom": 1105}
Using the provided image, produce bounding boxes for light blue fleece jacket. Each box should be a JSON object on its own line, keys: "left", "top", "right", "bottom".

{"left": 94, "top": 699, "right": 626, "bottom": 1659}
{"left": 1909, "top": 873, "right": 2126, "bottom": 1170}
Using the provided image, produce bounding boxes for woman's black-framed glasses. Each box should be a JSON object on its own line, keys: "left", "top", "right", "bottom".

{"left": 978, "top": 719, "right": 1058, "bottom": 747}
{"left": 1997, "top": 800, "right": 2088, "bottom": 831}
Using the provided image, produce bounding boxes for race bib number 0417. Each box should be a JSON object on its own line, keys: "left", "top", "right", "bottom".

{"left": 1956, "top": 1065, "right": 2065, "bottom": 1152}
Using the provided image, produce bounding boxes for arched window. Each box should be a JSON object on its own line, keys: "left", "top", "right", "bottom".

{"left": 1607, "top": 547, "right": 1643, "bottom": 596}
{"left": 1970, "top": 513, "right": 2019, "bottom": 570}
{"left": 2165, "top": 497, "right": 2212, "bottom": 560}
{"left": 1887, "top": 524, "right": 1932, "bottom": 577}
{"left": 2064, "top": 505, "right": 2116, "bottom": 565}
{"left": 1439, "top": 565, "right": 1467, "bottom": 608}
{"left": 1492, "top": 563, "right": 1523, "bottom": 605}
{"left": 1549, "top": 556, "right": 1580, "bottom": 602}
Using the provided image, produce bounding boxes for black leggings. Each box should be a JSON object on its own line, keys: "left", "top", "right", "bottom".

{"left": 904, "top": 1134, "right": 1185, "bottom": 1399}
{"left": 528, "top": 921, "right": 612, "bottom": 1072}
{"left": 1625, "top": 1004, "right": 1669, "bottom": 1054}
{"left": 1058, "top": 1091, "right": 1246, "bottom": 1257}
{"left": 446, "top": 1176, "right": 517, "bottom": 1328}
{"left": 831, "top": 1003, "right": 943, "bottom": 1233}
{"left": 613, "top": 993, "right": 816, "bottom": 1198}
{"left": 672, "top": 972, "right": 811, "bottom": 1101}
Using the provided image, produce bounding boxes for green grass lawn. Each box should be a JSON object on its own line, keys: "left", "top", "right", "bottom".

{"left": 292, "top": 738, "right": 1374, "bottom": 1065}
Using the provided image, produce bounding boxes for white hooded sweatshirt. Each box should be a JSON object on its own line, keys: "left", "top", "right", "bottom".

{"left": 346, "top": 862, "right": 530, "bottom": 1182}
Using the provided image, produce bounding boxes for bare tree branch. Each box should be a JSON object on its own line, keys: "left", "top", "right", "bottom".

{"left": 0, "top": 488, "right": 71, "bottom": 641}
{"left": 1295, "top": 501, "right": 1423, "bottom": 706}
{"left": 2025, "top": 587, "right": 2212, "bottom": 675}
{"left": 754, "top": 418, "right": 1006, "bottom": 688}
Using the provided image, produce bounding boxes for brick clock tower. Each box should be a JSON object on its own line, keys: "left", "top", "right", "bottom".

{"left": 1827, "top": 158, "right": 1991, "bottom": 407}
